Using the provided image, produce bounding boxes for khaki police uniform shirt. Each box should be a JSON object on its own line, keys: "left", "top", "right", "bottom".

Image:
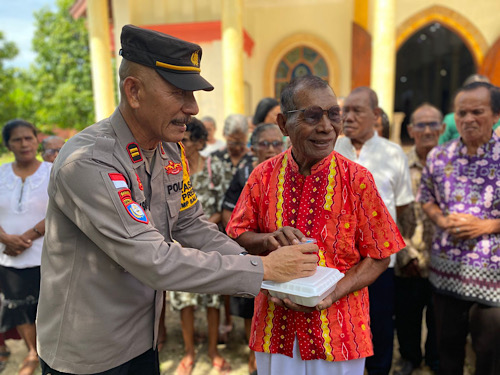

{"left": 36, "top": 109, "right": 264, "bottom": 374}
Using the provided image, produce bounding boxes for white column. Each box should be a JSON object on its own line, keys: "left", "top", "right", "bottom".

{"left": 370, "top": 0, "right": 398, "bottom": 141}
{"left": 87, "top": 0, "right": 115, "bottom": 121}
{"left": 221, "top": 0, "right": 244, "bottom": 117}
{"left": 111, "top": 0, "right": 132, "bottom": 92}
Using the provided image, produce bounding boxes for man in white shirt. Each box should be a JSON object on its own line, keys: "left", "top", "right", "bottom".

{"left": 335, "top": 86, "right": 414, "bottom": 375}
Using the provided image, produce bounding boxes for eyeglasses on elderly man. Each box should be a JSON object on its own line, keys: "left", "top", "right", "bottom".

{"left": 285, "top": 105, "right": 341, "bottom": 125}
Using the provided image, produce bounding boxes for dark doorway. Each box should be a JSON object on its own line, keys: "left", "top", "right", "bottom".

{"left": 394, "top": 22, "right": 476, "bottom": 144}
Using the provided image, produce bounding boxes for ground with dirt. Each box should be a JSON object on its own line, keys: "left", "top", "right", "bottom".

{"left": 1, "top": 299, "right": 474, "bottom": 375}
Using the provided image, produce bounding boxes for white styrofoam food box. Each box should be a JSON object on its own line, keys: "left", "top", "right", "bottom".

{"left": 261, "top": 266, "right": 345, "bottom": 307}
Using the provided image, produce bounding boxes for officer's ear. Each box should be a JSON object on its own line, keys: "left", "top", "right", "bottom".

{"left": 123, "top": 76, "right": 142, "bottom": 109}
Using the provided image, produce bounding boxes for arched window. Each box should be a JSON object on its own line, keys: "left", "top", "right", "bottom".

{"left": 274, "top": 46, "right": 329, "bottom": 100}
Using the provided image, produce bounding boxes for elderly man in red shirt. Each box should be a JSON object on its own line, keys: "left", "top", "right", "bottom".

{"left": 227, "top": 75, "right": 405, "bottom": 375}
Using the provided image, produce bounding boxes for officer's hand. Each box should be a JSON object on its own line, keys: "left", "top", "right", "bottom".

{"left": 262, "top": 243, "right": 318, "bottom": 283}
{"left": 263, "top": 227, "right": 306, "bottom": 251}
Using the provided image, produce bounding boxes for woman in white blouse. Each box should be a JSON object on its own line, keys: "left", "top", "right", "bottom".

{"left": 0, "top": 119, "right": 51, "bottom": 375}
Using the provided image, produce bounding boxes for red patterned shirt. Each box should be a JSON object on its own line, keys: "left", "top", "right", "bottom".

{"left": 226, "top": 149, "right": 404, "bottom": 361}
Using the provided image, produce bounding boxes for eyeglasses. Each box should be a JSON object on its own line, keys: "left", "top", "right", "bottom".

{"left": 256, "top": 140, "right": 284, "bottom": 149}
{"left": 285, "top": 105, "right": 341, "bottom": 125}
{"left": 43, "top": 148, "right": 61, "bottom": 155}
{"left": 412, "top": 121, "right": 442, "bottom": 131}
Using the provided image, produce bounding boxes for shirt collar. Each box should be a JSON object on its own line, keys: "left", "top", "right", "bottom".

{"left": 407, "top": 146, "right": 424, "bottom": 169}
{"left": 457, "top": 131, "right": 500, "bottom": 156}
{"left": 286, "top": 148, "right": 335, "bottom": 175}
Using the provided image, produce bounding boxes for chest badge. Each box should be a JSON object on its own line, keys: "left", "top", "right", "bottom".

{"left": 165, "top": 160, "right": 182, "bottom": 175}
{"left": 136, "top": 173, "right": 143, "bottom": 190}
{"left": 127, "top": 142, "right": 143, "bottom": 163}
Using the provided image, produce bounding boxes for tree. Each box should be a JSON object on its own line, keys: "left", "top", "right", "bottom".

{"left": 0, "top": 31, "right": 22, "bottom": 129}
{"left": 0, "top": 31, "right": 18, "bottom": 69}
{"left": 30, "top": 0, "right": 95, "bottom": 131}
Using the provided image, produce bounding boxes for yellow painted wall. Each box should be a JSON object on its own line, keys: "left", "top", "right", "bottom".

{"left": 243, "top": 0, "right": 353, "bottom": 105}
{"left": 108, "top": 0, "right": 500, "bottom": 133}
{"left": 193, "top": 41, "right": 225, "bottom": 128}
{"left": 127, "top": 0, "right": 221, "bottom": 24}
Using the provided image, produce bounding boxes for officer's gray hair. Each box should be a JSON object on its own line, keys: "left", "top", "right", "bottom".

{"left": 118, "top": 59, "right": 143, "bottom": 98}
{"left": 223, "top": 114, "right": 248, "bottom": 136}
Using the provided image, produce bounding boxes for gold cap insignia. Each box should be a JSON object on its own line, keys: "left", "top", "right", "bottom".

{"left": 191, "top": 50, "right": 200, "bottom": 67}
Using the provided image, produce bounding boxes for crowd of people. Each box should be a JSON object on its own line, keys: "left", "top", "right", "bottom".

{"left": 0, "top": 24, "right": 498, "bottom": 375}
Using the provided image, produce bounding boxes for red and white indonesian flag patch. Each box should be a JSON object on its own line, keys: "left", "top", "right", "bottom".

{"left": 109, "top": 173, "right": 128, "bottom": 189}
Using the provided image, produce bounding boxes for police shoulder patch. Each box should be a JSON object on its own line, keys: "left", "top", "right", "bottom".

{"left": 118, "top": 188, "right": 149, "bottom": 224}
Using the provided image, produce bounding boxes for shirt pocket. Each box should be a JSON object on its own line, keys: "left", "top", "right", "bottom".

{"left": 164, "top": 176, "right": 183, "bottom": 219}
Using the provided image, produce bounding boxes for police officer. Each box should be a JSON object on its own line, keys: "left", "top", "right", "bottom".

{"left": 36, "top": 25, "right": 318, "bottom": 375}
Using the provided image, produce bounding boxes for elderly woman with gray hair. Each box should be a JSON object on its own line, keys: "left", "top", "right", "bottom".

{"left": 210, "top": 114, "right": 255, "bottom": 229}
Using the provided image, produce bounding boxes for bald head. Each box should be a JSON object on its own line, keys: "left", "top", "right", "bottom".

{"left": 410, "top": 103, "right": 442, "bottom": 124}
{"left": 408, "top": 103, "right": 443, "bottom": 154}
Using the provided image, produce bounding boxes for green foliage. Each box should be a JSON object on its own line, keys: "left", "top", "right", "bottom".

{"left": 0, "top": 31, "right": 18, "bottom": 68}
{"left": 0, "top": 0, "right": 97, "bottom": 155}
{"left": 29, "top": 0, "right": 95, "bottom": 131}
{"left": 0, "top": 0, "right": 94, "bottom": 139}
{"left": 0, "top": 32, "right": 21, "bottom": 151}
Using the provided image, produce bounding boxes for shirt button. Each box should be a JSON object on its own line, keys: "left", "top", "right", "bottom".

{"left": 250, "top": 260, "right": 258, "bottom": 266}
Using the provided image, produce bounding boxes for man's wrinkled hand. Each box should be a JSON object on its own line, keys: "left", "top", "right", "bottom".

{"left": 267, "top": 294, "right": 316, "bottom": 313}
{"left": 266, "top": 289, "right": 338, "bottom": 313}
{"left": 262, "top": 227, "right": 306, "bottom": 251}
{"left": 262, "top": 243, "right": 318, "bottom": 283}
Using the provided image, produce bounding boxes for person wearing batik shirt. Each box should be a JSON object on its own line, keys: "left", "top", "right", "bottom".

{"left": 227, "top": 75, "right": 405, "bottom": 375}
{"left": 417, "top": 82, "right": 500, "bottom": 375}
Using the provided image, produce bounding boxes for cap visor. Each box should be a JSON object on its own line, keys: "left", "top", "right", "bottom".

{"left": 156, "top": 69, "right": 214, "bottom": 91}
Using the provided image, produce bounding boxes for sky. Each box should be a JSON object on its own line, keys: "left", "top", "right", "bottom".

{"left": 0, "top": 0, "right": 57, "bottom": 68}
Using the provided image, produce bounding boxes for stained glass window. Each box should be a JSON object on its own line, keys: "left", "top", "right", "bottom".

{"left": 274, "top": 46, "right": 329, "bottom": 99}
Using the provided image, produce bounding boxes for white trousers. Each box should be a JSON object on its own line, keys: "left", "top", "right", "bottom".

{"left": 255, "top": 337, "right": 366, "bottom": 375}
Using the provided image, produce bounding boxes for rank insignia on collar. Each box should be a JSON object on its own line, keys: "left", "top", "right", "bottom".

{"left": 164, "top": 160, "right": 182, "bottom": 175}
{"left": 127, "top": 142, "right": 143, "bottom": 163}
